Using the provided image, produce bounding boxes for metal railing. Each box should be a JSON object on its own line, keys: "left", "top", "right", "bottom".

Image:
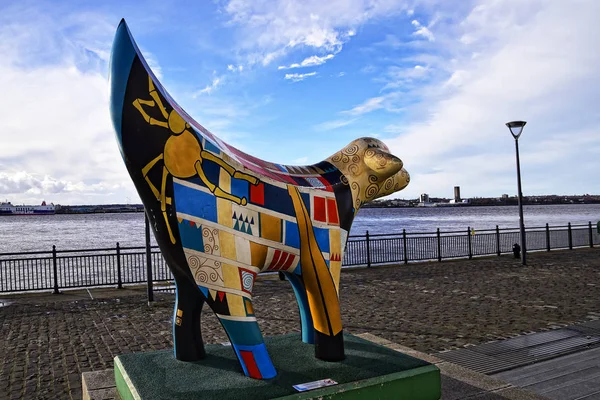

{"left": 0, "top": 244, "right": 170, "bottom": 294}
{"left": 0, "top": 222, "right": 598, "bottom": 293}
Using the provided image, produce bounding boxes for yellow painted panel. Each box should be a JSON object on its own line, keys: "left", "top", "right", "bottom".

{"left": 259, "top": 213, "right": 282, "bottom": 242}
{"left": 329, "top": 229, "right": 342, "bottom": 294}
{"left": 244, "top": 298, "right": 254, "bottom": 315}
{"left": 227, "top": 293, "right": 245, "bottom": 317}
{"left": 217, "top": 200, "right": 233, "bottom": 229}
{"left": 222, "top": 263, "right": 241, "bottom": 291}
{"left": 249, "top": 241, "right": 268, "bottom": 268}
{"left": 219, "top": 168, "right": 232, "bottom": 192}
{"left": 219, "top": 230, "right": 236, "bottom": 261}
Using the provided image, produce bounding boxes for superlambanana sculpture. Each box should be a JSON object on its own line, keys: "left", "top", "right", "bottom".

{"left": 109, "top": 19, "right": 409, "bottom": 379}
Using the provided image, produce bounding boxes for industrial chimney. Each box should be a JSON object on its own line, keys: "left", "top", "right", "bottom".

{"left": 454, "top": 186, "right": 461, "bottom": 203}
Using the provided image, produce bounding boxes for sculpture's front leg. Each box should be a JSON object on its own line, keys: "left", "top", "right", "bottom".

{"left": 204, "top": 289, "right": 277, "bottom": 379}
{"left": 172, "top": 279, "right": 206, "bottom": 361}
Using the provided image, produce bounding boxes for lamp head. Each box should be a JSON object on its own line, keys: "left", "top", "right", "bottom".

{"left": 506, "top": 120, "right": 527, "bottom": 139}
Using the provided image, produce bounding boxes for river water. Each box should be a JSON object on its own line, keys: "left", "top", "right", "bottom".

{"left": 1, "top": 204, "right": 598, "bottom": 253}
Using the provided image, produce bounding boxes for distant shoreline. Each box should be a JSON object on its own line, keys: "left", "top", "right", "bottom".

{"left": 2, "top": 196, "right": 597, "bottom": 215}
{"left": 38, "top": 201, "right": 599, "bottom": 214}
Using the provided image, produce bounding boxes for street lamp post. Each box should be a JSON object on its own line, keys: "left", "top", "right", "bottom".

{"left": 506, "top": 121, "right": 527, "bottom": 265}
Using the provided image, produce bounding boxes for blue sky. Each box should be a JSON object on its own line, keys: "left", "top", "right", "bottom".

{"left": 0, "top": 0, "right": 599, "bottom": 205}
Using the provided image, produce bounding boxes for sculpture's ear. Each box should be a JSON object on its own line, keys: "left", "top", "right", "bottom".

{"left": 364, "top": 148, "right": 403, "bottom": 178}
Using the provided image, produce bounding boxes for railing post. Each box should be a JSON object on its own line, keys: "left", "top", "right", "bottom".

{"left": 568, "top": 222, "right": 573, "bottom": 250}
{"left": 437, "top": 228, "right": 442, "bottom": 262}
{"left": 145, "top": 213, "right": 154, "bottom": 302}
{"left": 589, "top": 221, "right": 594, "bottom": 248}
{"left": 467, "top": 227, "right": 473, "bottom": 259}
{"left": 546, "top": 223, "right": 551, "bottom": 251}
{"left": 52, "top": 245, "right": 59, "bottom": 294}
{"left": 366, "top": 231, "right": 371, "bottom": 268}
{"left": 116, "top": 242, "right": 123, "bottom": 289}
{"left": 403, "top": 229, "right": 408, "bottom": 264}
{"left": 496, "top": 225, "right": 501, "bottom": 256}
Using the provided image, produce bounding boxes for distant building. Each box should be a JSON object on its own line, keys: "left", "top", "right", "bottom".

{"left": 420, "top": 193, "right": 430, "bottom": 203}
{"left": 454, "top": 186, "right": 461, "bottom": 203}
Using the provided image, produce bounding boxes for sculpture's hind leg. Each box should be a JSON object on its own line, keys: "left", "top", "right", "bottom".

{"left": 282, "top": 271, "right": 315, "bottom": 344}
{"left": 172, "top": 279, "right": 206, "bottom": 361}
{"left": 202, "top": 289, "right": 276, "bottom": 379}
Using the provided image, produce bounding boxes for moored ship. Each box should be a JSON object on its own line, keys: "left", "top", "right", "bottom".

{"left": 0, "top": 201, "right": 55, "bottom": 215}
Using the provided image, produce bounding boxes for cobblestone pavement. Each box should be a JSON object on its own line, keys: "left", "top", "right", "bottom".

{"left": 0, "top": 249, "right": 598, "bottom": 399}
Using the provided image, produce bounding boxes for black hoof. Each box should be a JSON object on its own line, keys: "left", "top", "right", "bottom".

{"left": 315, "top": 330, "right": 345, "bottom": 361}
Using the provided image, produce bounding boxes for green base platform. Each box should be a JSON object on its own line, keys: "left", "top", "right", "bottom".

{"left": 114, "top": 333, "right": 440, "bottom": 400}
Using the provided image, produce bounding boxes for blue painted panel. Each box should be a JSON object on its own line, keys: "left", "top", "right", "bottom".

{"left": 313, "top": 226, "right": 330, "bottom": 253}
{"left": 200, "top": 160, "right": 221, "bottom": 190}
{"left": 173, "top": 182, "right": 217, "bottom": 222}
{"left": 198, "top": 286, "right": 209, "bottom": 297}
{"left": 229, "top": 343, "right": 276, "bottom": 379}
{"left": 178, "top": 220, "right": 205, "bottom": 253}
{"left": 301, "top": 192, "right": 311, "bottom": 216}
{"left": 220, "top": 318, "right": 264, "bottom": 346}
{"left": 263, "top": 184, "right": 295, "bottom": 216}
{"left": 231, "top": 177, "right": 249, "bottom": 201}
{"left": 285, "top": 220, "right": 300, "bottom": 249}
{"left": 203, "top": 138, "right": 221, "bottom": 154}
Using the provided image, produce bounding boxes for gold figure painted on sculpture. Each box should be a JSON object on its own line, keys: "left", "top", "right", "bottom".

{"left": 132, "top": 75, "right": 259, "bottom": 243}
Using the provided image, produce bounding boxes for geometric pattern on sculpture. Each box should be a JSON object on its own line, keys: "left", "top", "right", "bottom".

{"left": 110, "top": 19, "right": 410, "bottom": 381}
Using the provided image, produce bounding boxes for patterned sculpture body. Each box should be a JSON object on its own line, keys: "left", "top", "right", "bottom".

{"left": 110, "top": 20, "right": 410, "bottom": 379}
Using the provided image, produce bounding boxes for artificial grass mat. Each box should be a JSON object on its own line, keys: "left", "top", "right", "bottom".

{"left": 115, "top": 333, "right": 440, "bottom": 399}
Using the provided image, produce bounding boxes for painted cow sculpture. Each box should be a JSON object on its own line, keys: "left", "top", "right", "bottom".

{"left": 109, "top": 19, "right": 410, "bottom": 379}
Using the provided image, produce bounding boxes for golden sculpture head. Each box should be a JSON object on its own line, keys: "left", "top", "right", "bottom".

{"left": 327, "top": 137, "right": 409, "bottom": 210}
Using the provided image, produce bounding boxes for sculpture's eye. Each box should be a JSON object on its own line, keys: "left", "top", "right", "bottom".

{"left": 364, "top": 148, "right": 403, "bottom": 177}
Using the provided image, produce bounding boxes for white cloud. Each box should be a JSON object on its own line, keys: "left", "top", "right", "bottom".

{"left": 343, "top": 96, "right": 386, "bottom": 115}
{"left": 284, "top": 72, "right": 317, "bottom": 82}
{"left": 0, "top": 6, "right": 138, "bottom": 205}
{"left": 194, "top": 74, "right": 224, "bottom": 96}
{"left": 411, "top": 19, "right": 435, "bottom": 41}
{"left": 227, "top": 64, "right": 244, "bottom": 72}
{"left": 314, "top": 118, "right": 357, "bottom": 131}
{"left": 381, "top": 64, "right": 431, "bottom": 91}
{"left": 278, "top": 54, "right": 335, "bottom": 69}
{"left": 223, "top": 0, "right": 409, "bottom": 64}
{"left": 382, "top": 0, "right": 600, "bottom": 198}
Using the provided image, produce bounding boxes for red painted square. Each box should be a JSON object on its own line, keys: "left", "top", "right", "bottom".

{"left": 240, "top": 350, "right": 262, "bottom": 379}
{"left": 327, "top": 198, "right": 339, "bottom": 225}
{"left": 313, "top": 196, "right": 327, "bottom": 222}
{"left": 250, "top": 182, "right": 265, "bottom": 206}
